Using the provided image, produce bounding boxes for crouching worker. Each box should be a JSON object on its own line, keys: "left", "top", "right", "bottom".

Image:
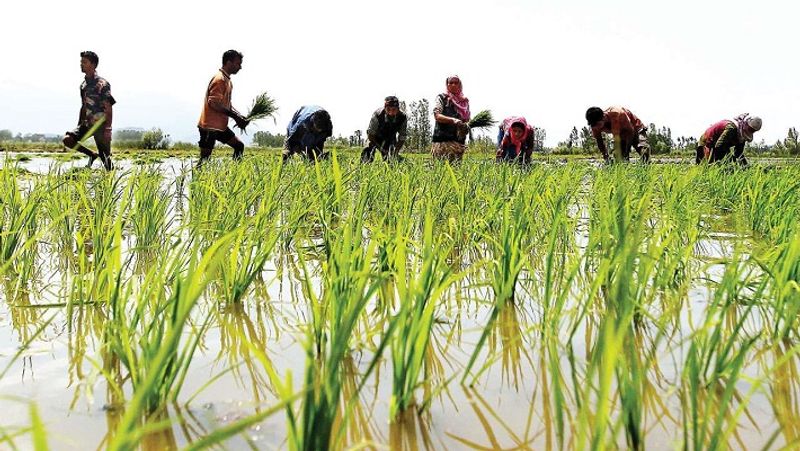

{"left": 496, "top": 116, "right": 535, "bottom": 164}
{"left": 585, "top": 106, "right": 650, "bottom": 163}
{"left": 361, "top": 96, "right": 408, "bottom": 163}
{"left": 283, "top": 105, "right": 333, "bottom": 162}
{"left": 696, "top": 114, "right": 761, "bottom": 165}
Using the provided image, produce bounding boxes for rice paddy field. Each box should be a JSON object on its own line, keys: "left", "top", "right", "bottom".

{"left": 2, "top": 152, "right": 800, "bottom": 450}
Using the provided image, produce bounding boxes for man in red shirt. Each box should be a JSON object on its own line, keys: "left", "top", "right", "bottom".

{"left": 197, "top": 50, "right": 249, "bottom": 167}
{"left": 585, "top": 106, "right": 650, "bottom": 163}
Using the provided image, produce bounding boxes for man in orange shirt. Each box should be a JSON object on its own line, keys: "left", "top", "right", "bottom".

{"left": 585, "top": 106, "right": 650, "bottom": 163}
{"left": 197, "top": 50, "right": 249, "bottom": 167}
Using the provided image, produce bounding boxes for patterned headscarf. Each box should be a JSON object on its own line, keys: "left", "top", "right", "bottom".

{"left": 445, "top": 76, "right": 470, "bottom": 122}
{"left": 732, "top": 113, "right": 755, "bottom": 142}
{"left": 500, "top": 117, "right": 532, "bottom": 154}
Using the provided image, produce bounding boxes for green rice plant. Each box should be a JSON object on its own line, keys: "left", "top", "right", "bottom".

{"left": 680, "top": 248, "right": 761, "bottom": 451}
{"left": 263, "top": 193, "right": 391, "bottom": 451}
{"left": 462, "top": 198, "right": 529, "bottom": 385}
{"left": 0, "top": 164, "right": 43, "bottom": 275}
{"left": 388, "top": 205, "right": 453, "bottom": 419}
{"left": 216, "top": 162, "right": 286, "bottom": 304}
{"left": 107, "top": 233, "right": 235, "bottom": 451}
{"left": 128, "top": 166, "right": 172, "bottom": 252}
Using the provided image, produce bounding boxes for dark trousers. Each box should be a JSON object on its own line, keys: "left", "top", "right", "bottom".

{"left": 361, "top": 138, "right": 400, "bottom": 162}
{"left": 283, "top": 140, "right": 328, "bottom": 161}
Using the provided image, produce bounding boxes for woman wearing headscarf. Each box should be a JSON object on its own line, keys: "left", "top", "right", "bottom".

{"left": 431, "top": 75, "right": 471, "bottom": 161}
{"left": 696, "top": 113, "right": 762, "bottom": 165}
{"left": 496, "top": 116, "right": 535, "bottom": 164}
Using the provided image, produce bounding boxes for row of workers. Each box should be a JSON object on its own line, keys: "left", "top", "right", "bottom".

{"left": 63, "top": 50, "right": 763, "bottom": 170}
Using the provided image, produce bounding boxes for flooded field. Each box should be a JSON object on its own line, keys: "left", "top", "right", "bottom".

{"left": 1, "top": 154, "right": 799, "bottom": 450}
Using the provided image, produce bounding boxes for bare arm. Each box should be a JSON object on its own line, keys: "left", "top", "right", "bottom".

{"left": 592, "top": 128, "right": 608, "bottom": 159}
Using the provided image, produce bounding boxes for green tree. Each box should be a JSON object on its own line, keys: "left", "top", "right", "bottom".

{"left": 407, "top": 99, "right": 431, "bottom": 152}
{"left": 252, "top": 131, "right": 285, "bottom": 147}
{"left": 141, "top": 128, "right": 170, "bottom": 150}
{"left": 0, "top": 129, "right": 12, "bottom": 141}
{"left": 114, "top": 128, "right": 144, "bottom": 142}
{"left": 784, "top": 127, "right": 799, "bottom": 155}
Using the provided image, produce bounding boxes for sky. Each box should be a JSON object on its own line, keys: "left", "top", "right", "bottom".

{"left": 1, "top": 0, "right": 798, "bottom": 146}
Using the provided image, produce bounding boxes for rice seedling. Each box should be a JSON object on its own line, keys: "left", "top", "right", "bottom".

{"left": 388, "top": 205, "right": 453, "bottom": 419}
{"left": 4, "top": 155, "right": 800, "bottom": 449}
{"left": 236, "top": 91, "right": 278, "bottom": 133}
{"left": 106, "top": 233, "right": 235, "bottom": 451}
{"left": 467, "top": 109, "right": 496, "bottom": 130}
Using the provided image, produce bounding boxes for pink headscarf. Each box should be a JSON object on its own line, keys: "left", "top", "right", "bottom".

{"left": 501, "top": 116, "right": 533, "bottom": 154}
{"left": 445, "top": 76, "right": 470, "bottom": 122}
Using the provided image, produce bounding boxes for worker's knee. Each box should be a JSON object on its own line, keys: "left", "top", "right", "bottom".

{"left": 62, "top": 135, "right": 76, "bottom": 148}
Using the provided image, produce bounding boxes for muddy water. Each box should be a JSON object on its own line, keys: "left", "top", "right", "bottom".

{"left": 1, "top": 156, "right": 796, "bottom": 450}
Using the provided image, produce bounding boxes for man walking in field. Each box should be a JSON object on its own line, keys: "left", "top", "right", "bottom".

{"left": 62, "top": 51, "right": 116, "bottom": 170}
{"left": 585, "top": 106, "right": 650, "bottom": 163}
{"left": 361, "top": 96, "right": 407, "bottom": 163}
{"left": 197, "top": 50, "right": 249, "bottom": 167}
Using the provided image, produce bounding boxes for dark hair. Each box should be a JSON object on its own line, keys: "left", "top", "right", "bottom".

{"left": 510, "top": 122, "right": 525, "bottom": 130}
{"left": 586, "top": 107, "right": 604, "bottom": 126}
{"left": 222, "top": 49, "right": 243, "bottom": 65}
{"left": 384, "top": 96, "right": 400, "bottom": 108}
{"left": 312, "top": 110, "right": 333, "bottom": 134}
{"left": 80, "top": 51, "right": 99, "bottom": 67}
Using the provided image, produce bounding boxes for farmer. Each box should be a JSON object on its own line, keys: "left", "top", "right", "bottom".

{"left": 496, "top": 116, "right": 535, "bottom": 164}
{"left": 361, "top": 96, "right": 408, "bottom": 163}
{"left": 62, "top": 51, "right": 116, "bottom": 170}
{"left": 696, "top": 114, "right": 762, "bottom": 165}
{"left": 585, "top": 106, "right": 651, "bottom": 163}
{"left": 431, "top": 75, "right": 471, "bottom": 162}
{"left": 283, "top": 105, "right": 333, "bottom": 161}
{"left": 197, "top": 50, "right": 249, "bottom": 167}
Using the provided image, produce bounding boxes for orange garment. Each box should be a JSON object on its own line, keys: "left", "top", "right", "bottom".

{"left": 198, "top": 69, "right": 233, "bottom": 131}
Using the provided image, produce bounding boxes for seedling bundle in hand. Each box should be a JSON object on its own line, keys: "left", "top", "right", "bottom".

{"left": 468, "top": 110, "right": 496, "bottom": 130}
{"left": 468, "top": 109, "right": 496, "bottom": 141}
{"left": 237, "top": 92, "right": 278, "bottom": 132}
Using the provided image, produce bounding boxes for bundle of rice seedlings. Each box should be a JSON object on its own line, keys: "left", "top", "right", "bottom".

{"left": 237, "top": 92, "right": 278, "bottom": 132}
{"left": 468, "top": 110, "right": 496, "bottom": 130}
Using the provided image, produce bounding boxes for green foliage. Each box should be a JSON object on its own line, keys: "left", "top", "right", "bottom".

{"left": 406, "top": 98, "right": 431, "bottom": 151}
{"left": 252, "top": 130, "right": 286, "bottom": 147}
{"left": 140, "top": 128, "right": 170, "bottom": 150}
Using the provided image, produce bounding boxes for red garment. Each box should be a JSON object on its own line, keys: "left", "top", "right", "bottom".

{"left": 700, "top": 120, "right": 735, "bottom": 148}
{"left": 500, "top": 116, "right": 533, "bottom": 155}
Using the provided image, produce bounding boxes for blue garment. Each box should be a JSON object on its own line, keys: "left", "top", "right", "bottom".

{"left": 287, "top": 105, "right": 330, "bottom": 151}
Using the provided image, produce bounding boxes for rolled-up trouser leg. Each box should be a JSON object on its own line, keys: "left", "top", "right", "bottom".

{"left": 95, "top": 134, "right": 113, "bottom": 170}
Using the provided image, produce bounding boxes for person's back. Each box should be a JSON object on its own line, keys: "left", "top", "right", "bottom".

{"left": 284, "top": 105, "right": 333, "bottom": 161}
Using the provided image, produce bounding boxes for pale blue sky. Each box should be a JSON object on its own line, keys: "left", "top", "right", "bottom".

{"left": 1, "top": 0, "right": 797, "bottom": 146}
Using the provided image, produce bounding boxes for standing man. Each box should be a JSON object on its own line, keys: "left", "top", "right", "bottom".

{"left": 696, "top": 114, "right": 761, "bottom": 165}
{"left": 197, "top": 49, "right": 249, "bottom": 167}
{"left": 62, "top": 51, "right": 116, "bottom": 170}
{"left": 361, "top": 96, "right": 407, "bottom": 163}
{"left": 585, "top": 106, "right": 651, "bottom": 163}
{"left": 283, "top": 105, "right": 333, "bottom": 162}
